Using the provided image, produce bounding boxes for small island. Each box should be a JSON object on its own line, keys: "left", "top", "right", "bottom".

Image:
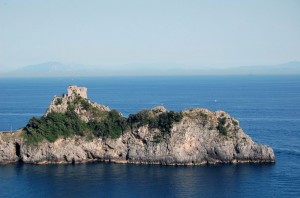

{"left": 0, "top": 85, "right": 275, "bottom": 165}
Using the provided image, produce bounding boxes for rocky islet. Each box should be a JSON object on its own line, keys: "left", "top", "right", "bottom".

{"left": 0, "top": 86, "right": 275, "bottom": 165}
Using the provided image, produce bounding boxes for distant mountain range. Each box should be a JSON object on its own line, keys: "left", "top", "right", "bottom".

{"left": 219, "top": 61, "right": 300, "bottom": 75}
{"left": 2, "top": 61, "right": 300, "bottom": 77}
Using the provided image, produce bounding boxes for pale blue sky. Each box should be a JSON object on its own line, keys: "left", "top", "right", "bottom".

{"left": 0, "top": 0, "right": 299, "bottom": 71}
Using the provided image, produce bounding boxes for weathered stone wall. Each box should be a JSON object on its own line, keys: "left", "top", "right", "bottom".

{"left": 68, "top": 85, "right": 87, "bottom": 99}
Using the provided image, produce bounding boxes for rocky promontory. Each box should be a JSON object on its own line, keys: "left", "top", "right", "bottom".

{"left": 0, "top": 86, "right": 275, "bottom": 165}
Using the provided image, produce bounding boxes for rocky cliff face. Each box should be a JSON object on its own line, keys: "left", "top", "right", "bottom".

{"left": 0, "top": 107, "right": 275, "bottom": 165}
{"left": 0, "top": 131, "right": 22, "bottom": 164}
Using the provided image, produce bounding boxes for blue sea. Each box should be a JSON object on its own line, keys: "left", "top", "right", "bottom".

{"left": 0, "top": 76, "right": 299, "bottom": 198}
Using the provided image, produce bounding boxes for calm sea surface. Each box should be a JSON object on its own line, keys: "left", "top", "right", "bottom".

{"left": 0, "top": 76, "right": 299, "bottom": 197}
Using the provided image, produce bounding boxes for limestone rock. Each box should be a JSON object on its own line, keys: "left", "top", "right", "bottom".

{"left": 0, "top": 132, "right": 21, "bottom": 164}
{"left": 151, "top": 106, "right": 168, "bottom": 114}
{"left": 45, "top": 95, "right": 110, "bottom": 122}
{"left": 0, "top": 108, "right": 275, "bottom": 165}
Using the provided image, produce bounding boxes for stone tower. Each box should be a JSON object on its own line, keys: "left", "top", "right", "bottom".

{"left": 67, "top": 85, "right": 87, "bottom": 99}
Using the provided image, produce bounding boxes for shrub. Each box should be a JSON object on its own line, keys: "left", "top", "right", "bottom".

{"left": 128, "top": 110, "right": 183, "bottom": 136}
{"left": 24, "top": 109, "right": 87, "bottom": 144}
{"left": 55, "top": 98, "right": 63, "bottom": 105}
{"left": 79, "top": 98, "right": 91, "bottom": 111}
{"left": 217, "top": 117, "right": 227, "bottom": 136}
{"left": 128, "top": 110, "right": 152, "bottom": 129}
{"left": 153, "top": 135, "right": 162, "bottom": 143}
{"left": 23, "top": 95, "right": 183, "bottom": 144}
{"left": 72, "top": 97, "right": 92, "bottom": 111}
{"left": 90, "top": 107, "right": 108, "bottom": 119}
{"left": 219, "top": 117, "right": 226, "bottom": 125}
{"left": 88, "top": 109, "right": 128, "bottom": 139}
{"left": 155, "top": 111, "right": 183, "bottom": 134}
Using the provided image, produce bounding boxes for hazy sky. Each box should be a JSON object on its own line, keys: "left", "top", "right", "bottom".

{"left": 1, "top": 0, "right": 300, "bottom": 71}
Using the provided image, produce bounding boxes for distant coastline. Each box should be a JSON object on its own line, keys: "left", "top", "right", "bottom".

{"left": 1, "top": 61, "right": 300, "bottom": 77}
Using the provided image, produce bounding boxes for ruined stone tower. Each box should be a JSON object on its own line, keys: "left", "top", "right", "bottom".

{"left": 67, "top": 85, "right": 87, "bottom": 99}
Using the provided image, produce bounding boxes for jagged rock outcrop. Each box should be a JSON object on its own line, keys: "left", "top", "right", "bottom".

{"left": 46, "top": 95, "right": 110, "bottom": 122}
{"left": 0, "top": 108, "right": 275, "bottom": 165}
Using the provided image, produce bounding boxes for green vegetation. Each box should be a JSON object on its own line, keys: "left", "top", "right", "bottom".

{"left": 78, "top": 98, "right": 91, "bottom": 111}
{"left": 183, "top": 110, "right": 209, "bottom": 127}
{"left": 152, "top": 135, "right": 163, "bottom": 143}
{"left": 24, "top": 110, "right": 86, "bottom": 144}
{"left": 23, "top": 96, "right": 183, "bottom": 144}
{"left": 153, "top": 111, "right": 183, "bottom": 134}
{"left": 24, "top": 109, "right": 126, "bottom": 144}
{"left": 128, "top": 110, "right": 153, "bottom": 129}
{"left": 199, "top": 112, "right": 208, "bottom": 119}
{"left": 72, "top": 97, "right": 92, "bottom": 111}
{"left": 198, "top": 112, "right": 209, "bottom": 127}
{"left": 88, "top": 110, "right": 128, "bottom": 139}
{"left": 128, "top": 110, "right": 183, "bottom": 135}
{"left": 217, "top": 117, "right": 227, "bottom": 136}
{"left": 55, "top": 98, "right": 63, "bottom": 105}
